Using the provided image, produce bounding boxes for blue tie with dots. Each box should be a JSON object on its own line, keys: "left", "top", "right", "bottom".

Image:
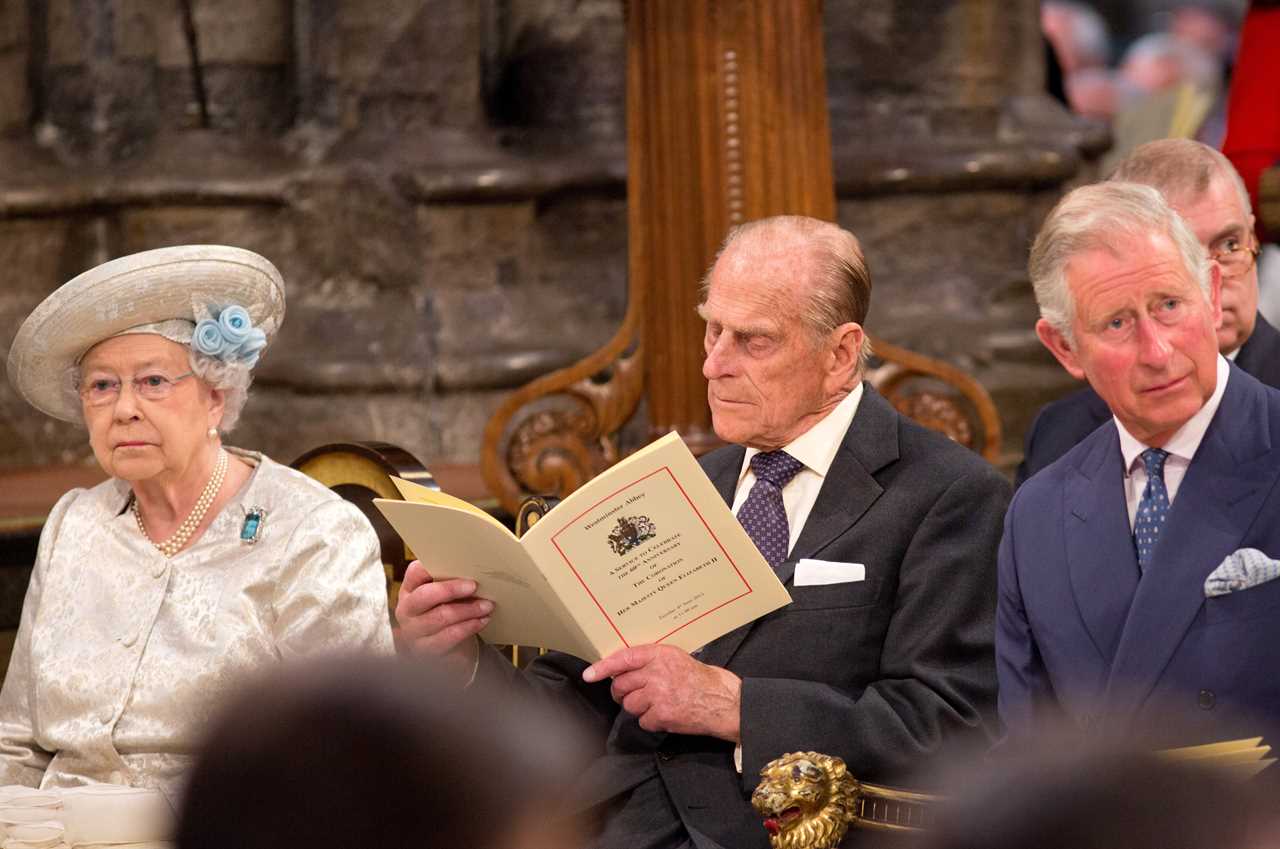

{"left": 1133, "top": 448, "right": 1171, "bottom": 572}
{"left": 737, "top": 451, "right": 805, "bottom": 570}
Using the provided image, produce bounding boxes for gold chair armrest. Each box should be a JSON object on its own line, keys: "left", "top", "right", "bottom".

{"left": 752, "top": 751, "right": 941, "bottom": 848}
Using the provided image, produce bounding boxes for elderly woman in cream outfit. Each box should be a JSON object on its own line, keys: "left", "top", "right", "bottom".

{"left": 0, "top": 245, "right": 394, "bottom": 806}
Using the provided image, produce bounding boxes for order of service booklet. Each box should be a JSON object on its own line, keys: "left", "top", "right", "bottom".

{"left": 374, "top": 431, "right": 792, "bottom": 662}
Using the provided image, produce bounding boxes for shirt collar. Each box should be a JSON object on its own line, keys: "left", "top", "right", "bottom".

{"left": 1117, "top": 355, "right": 1230, "bottom": 474}
{"left": 740, "top": 383, "right": 864, "bottom": 483}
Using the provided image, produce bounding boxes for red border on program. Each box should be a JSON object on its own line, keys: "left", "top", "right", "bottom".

{"left": 549, "top": 465, "right": 753, "bottom": 647}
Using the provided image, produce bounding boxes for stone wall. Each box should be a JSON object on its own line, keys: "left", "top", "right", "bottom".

{"left": 0, "top": 0, "right": 1099, "bottom": 475}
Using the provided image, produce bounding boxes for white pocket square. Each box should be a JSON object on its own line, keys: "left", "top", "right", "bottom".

{"left": 794, "top": 559, "right": 865, "bottom": 587}
{"left": 1204, "top": 548, "right": 1280, "bottom": 598}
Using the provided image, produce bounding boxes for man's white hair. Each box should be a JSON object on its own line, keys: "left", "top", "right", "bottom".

{"left": 1030, "top": 181, "right": 1211, "bottom": 344}
{"left": 701, "top": 215, "right": 874, "bottom": 372}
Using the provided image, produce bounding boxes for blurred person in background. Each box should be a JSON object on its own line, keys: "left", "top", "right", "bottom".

{"left": 1221, "top": 0, "right": 1280, "bottom": 233}
{"left": 1222, "top": 0, "right": 1280, "bottom": 326}
{"left": 1120, "top": 31, "right": 1221, "bottom": 94}
{"left": 1065, "top": 67, "right": 1132, "bottom": 121}
{"left": 1043, "top": 1, "right": 1112, "bottom": 74}
{"left": 1106, "top": 31, "right": 1227, "bottom": 176}
{"left": 1168, "top": 3, "right": 1237, "bottom": 75}
{"left": 178, "top": 656, "right": 589, "bottom": 849}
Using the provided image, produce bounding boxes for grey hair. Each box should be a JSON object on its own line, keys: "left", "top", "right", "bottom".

{"left": 189, "top": 351, "right": 252, "bottom": 433}
{"left": 1029, "top": 181, "right": 1211, "bottom": 344}
{"left": 63, "top": 348, "right": 253, "bottom": 433}
{"left": 1109, "top": 137, "right": 1252, "bottom": 218}
{"left": 700, "top": 215, "right": 874, "bottom": 372}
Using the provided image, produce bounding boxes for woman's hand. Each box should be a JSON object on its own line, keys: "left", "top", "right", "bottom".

{"left": 395, "top": 561, "right": 494, "bottom": 676}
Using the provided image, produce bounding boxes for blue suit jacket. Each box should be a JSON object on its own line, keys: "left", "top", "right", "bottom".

{"left": 998, "top": 363, "right": 1280, "bottom": 746}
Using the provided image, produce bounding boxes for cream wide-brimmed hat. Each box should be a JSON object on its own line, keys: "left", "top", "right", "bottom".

{"left": 6, "top": 244, "right": 285, "bottom": 423}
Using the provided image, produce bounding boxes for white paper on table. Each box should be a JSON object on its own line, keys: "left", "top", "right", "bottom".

{"left": 59, "top": 786, "right": 173, "bottom": 847}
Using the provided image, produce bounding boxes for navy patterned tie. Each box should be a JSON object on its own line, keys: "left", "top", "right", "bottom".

{"left": 1133, "top": 448, "right": 1171, "bottom": 572}
{"left": 737, "top": 451, "right": 805, "bottom": 569}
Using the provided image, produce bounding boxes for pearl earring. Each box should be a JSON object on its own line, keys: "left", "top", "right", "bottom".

{"left": 208, "top": 427, "right": 218, "bottom": 439}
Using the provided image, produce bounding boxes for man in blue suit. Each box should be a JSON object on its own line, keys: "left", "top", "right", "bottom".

{"left": 1016, "top": 139, "right": 1280, "bottom": 487}
{"left": 998, "top": 180, "right": 1280, "bottom": 747}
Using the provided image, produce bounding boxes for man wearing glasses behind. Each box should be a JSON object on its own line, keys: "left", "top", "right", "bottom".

{"left": 1017, "top": 139, "right": 1280, "bottom": 486}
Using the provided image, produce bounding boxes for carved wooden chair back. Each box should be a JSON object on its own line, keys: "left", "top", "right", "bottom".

{"left": 291, "top": 442, "right": 437, "bottom": 618}
{"left": 863, "top": 336, "right": 1003, "bottom": 458}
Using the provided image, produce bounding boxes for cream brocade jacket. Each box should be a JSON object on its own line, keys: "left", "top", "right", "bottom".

{"left": 0, "top": 449, "right": 394, "bottom": 805}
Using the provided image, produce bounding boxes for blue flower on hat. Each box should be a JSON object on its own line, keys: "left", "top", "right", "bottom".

{"left": 218, "top": 305, "right": 253, "bottom": 345}
{"left": 194, "top": 319, "right": 229, "bottom": 358}
{"left": 193, "top": 305, "right": 267, "bottom": 367}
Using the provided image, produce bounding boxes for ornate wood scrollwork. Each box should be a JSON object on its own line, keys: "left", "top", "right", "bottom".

{"left": 867, "top": 338, "right": 1004, "bottom": 464}
{"left": 481, "top": 312, "right": 643, "bottom": 516}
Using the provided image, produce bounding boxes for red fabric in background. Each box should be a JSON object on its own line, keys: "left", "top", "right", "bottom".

{"left": 1222, "top": 4, "right": 1280, "bottom": 241}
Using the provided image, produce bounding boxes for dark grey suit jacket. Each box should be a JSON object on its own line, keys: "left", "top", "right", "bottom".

{"left": 1016, "top": 314, "right": 1280, "bottom": 487}
{"left": 479, "top": 385, "right": 1010, "bottom": 849}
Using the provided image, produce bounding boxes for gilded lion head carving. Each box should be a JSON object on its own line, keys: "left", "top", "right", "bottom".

{"left": 752, "top": 751, "right": 859, "bottom": 849}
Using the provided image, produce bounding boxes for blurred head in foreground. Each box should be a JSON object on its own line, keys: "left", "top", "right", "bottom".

{"left": 177, "top": 655, "right": 589, "bottom": 849}
{"left": 925, "top": 732, "right": 1275, "bottom": 849}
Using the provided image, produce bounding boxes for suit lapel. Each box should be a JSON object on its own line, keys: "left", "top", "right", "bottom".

{"left": 698, "top": 385, "right": 896, "bottom": 669}
{"left": 785, "top": 389, "right": 896, "bottom": 568}
{"left": 1105, "top": 366, "right": 1277, "bottom": 713}
{"left": 1065, "top": 426, "right": 1140, "bottom": 667}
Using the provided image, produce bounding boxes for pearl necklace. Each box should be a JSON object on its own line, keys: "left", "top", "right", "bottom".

{"left": 132, "top": 450, "right": 228, "bottom": 558}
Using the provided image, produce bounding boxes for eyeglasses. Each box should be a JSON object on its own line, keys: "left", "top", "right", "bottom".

{"left": 79, "top": 372, "right": 195, "bottom": 407}
{"left": 1210, "top": 235, "right": 1259, "bottom": 279}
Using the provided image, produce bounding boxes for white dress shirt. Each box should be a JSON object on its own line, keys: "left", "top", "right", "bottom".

{"left": 730, "top": 383, "right": 864, "bottom": 556}
{"left": 1116, "top": 355, "right": 1230, "bottom": 529}
{"left": 726, "top": 385, "right": 862, "bottom": 770}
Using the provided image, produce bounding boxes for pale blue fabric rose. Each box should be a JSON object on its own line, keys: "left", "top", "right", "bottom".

{"left": 191, "top": 305, "right": 268, "bottom": 367}
{"left": 218, "top": 305, "right": 253, "bottom": 345}
{"left": 193, "top": 319, "right": 229, "bottom": 357}
{"left": 235, "top": 328, "right": 268, "bottom": 368}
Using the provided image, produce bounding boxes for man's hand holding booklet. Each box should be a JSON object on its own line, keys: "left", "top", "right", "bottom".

{"left": 375, "top": 431, "right": 792, "bottom": 662}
